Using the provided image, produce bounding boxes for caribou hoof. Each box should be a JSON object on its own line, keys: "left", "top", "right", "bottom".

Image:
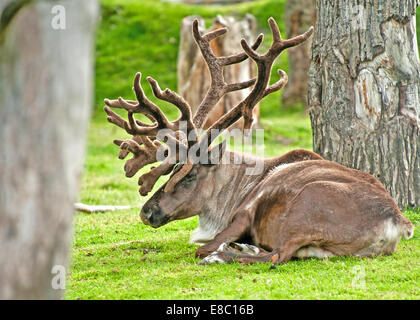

{"left": 197, "top": 243, "right": 229, "bottom": 264}
{"left": 198, "top": 252, "right": 226, "bottom": 265}
{"left": 197, "top": 242, "right": 262, "bottom": 265}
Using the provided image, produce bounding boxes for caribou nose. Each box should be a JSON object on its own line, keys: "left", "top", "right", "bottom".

{"left": 140, "top": 206, "right": 153, "bottom": 225}
{"left": 140, "top": 204, "right": 168, "bottom": 228}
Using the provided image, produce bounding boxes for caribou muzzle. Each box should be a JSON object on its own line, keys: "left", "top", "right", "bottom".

{"left": 140, "top": 202, "right": 169, "bottom": 228}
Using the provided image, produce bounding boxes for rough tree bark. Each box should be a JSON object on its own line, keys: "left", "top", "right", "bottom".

{"left": 178, "top": 15, "right": 260, "bottom": 129}
{"left": 0, "top": 0, "right": 98, "bottom": 299}
{"left": 308, "top": 0, "right": 420, "bottom": 208}
{"left": 282, "top": 0, "right": 316, "bottom": 109}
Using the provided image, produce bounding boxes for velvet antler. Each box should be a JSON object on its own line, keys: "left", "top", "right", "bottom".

{"left": 104, "top": 17, "right": 313, "bottom": 196}
{"left": 104, "top": 73, "right": 193, "bottom": 196}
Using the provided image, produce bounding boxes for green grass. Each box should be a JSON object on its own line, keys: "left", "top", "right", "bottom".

{"left": 66, "top": 203, "right": 419, "bottom": 299}
{"left": 66, "top": 0, "right": 420, "bottom": 299}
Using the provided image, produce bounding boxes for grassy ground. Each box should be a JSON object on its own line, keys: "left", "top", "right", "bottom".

{"left": 67, "top": 115, "right": 420, "bottom": 299}
{"left": 65, "top": 0, "right": 420, "bottom": 299}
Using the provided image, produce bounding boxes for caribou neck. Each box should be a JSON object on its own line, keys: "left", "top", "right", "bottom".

{"left": 190, "top": 150, "right": 267, "bottom": 244}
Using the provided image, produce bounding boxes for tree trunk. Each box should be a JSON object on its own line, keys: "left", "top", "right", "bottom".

{"left": 282, "top": 0, "right": 316, "bottom": 109}
{"left": 0, "top": 0, "right": 98, "bottom": 299}
{"left": 308, "top": 0, "right": 420, "bottom": 209}
{"left": 178, "top": 15, "right": 260, "bottom": 129}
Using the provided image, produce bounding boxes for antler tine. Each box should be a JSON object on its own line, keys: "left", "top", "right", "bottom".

{"left": 263, "top": 69, "right": 288, "bottom": 98}
{"left": 104, "top": 105, "right": 155, "bottom": 136}
{"left": 276, "top": 25, "right": 314, "bottom": 51}
{"left": 225, "top": 78, "right": 257, "bottom": 93}
{"left": 104, "top": 103, "right": 155, "bottom": 128}
{"left": 138, "top": 162, "right": 174, "bottom": 196}
{"left": 114, "top": 136, "right": 146, "bottom": 160}
{"left": 105, "top": 98, "right": 137, "bottom": 109}
{"left": 268, "top": 17, "right": 282, "bottom": 43}
{"left": 147, "top": 76, "right": 197, "bottom": 135}
{"left": 218, "top": 34, "right": 264, "bottom": 66}
{"left": 131, "top": 72, "right": 173, "bottom": 130}
{"left": 104, "top": 105, "right": 127, "bottom": 129}
{"left": 202, "top": 27, "right": 227, "bottom": 42}
{"left": 104, "top": 102, "right": 160, "bottom": 137}
{"left": 114, "top": 139, "right": 129, "bottom": 159}
{"left": 240, "top": 38, "right": 262, "bottom": 61}
{"left": 115, "top": 136, "right": 162, "bottom": 179}
{"left": 122, "top": 112, "right": 156, "bottom": 136}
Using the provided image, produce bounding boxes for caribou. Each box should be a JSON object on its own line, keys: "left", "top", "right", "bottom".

{"left": 104, "top": 18, "right": 414, "bottom": 266}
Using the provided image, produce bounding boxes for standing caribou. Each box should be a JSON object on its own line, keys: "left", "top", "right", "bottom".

{"left": 104, "top": 18, "right": 414, "bottom": 266}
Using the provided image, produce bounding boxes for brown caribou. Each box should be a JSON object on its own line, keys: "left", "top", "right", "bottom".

{"left": 104, "top": 18, "right": 414, "bottom": 266}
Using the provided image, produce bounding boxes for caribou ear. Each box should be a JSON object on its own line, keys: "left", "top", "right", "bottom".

{"left": 208, "top": 140, "right": 227, "bottom": 165}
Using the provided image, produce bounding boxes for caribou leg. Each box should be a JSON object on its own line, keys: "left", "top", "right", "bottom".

{"left": 198, "top": 245, "right": 278, "bottom": 265}
{"left": 195, "top": 210, "right": 250, "bottom": 258}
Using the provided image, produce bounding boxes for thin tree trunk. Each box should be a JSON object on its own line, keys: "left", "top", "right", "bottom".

{"left": 308, "top": 0, "right": 420, "bottom": 209}
{"left": 282, "top": 0, "right": 316, "bottom": 109}
{"left": 0, "top": 0, "right": 98, "bottom": 299}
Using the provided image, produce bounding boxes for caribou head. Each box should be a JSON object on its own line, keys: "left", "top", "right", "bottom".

{"left": 140, "top": 142, "right": 227, "bottom": 228}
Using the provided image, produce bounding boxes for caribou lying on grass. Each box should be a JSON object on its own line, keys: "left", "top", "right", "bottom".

{"left": 104, "top": 18, "right": 414, "bottom": 266}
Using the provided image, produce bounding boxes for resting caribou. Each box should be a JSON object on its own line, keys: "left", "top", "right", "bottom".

{"left": 104, "top": 18, "right": 414, "bottom": 266}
